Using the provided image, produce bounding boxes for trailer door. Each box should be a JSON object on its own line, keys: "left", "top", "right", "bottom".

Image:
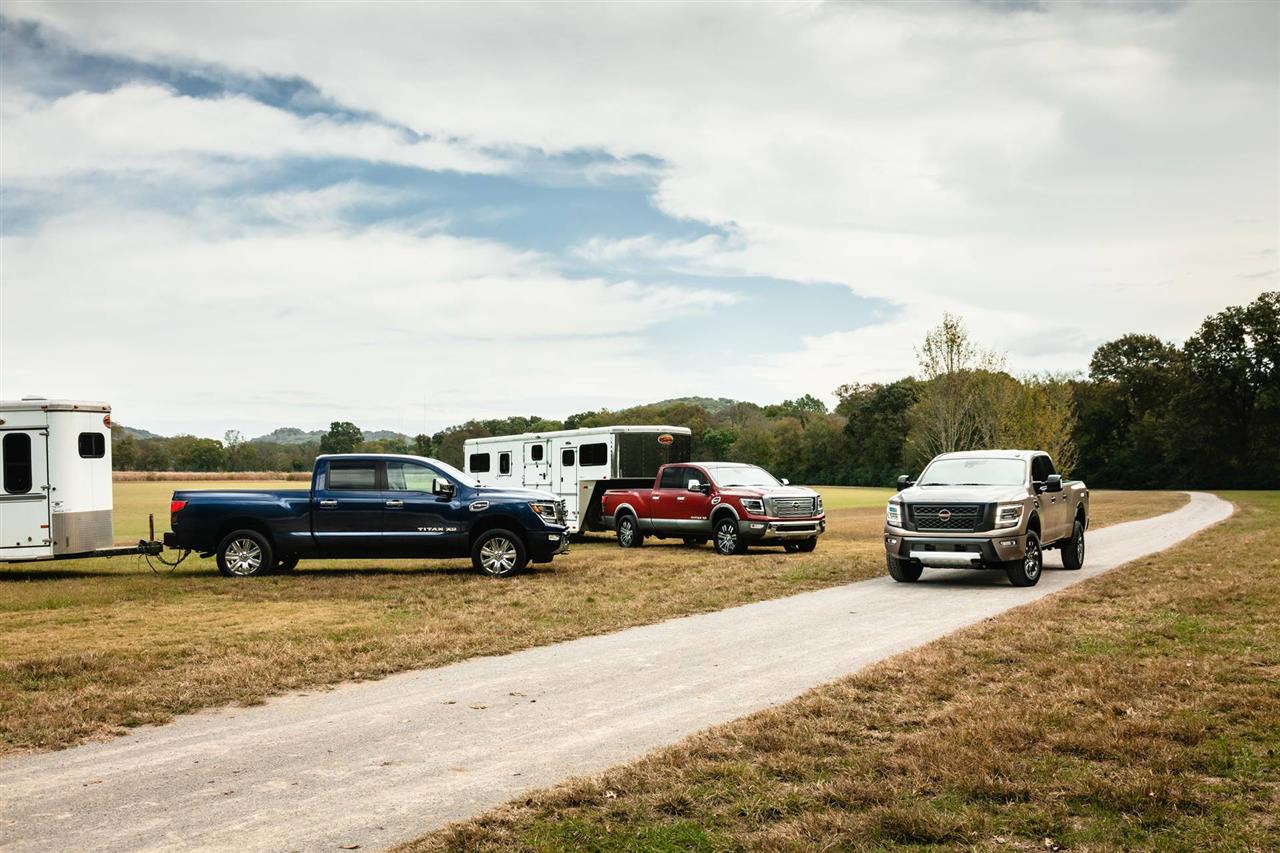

{"left": 523, "top": 440, "right": 551, "bottom": 490}
{"left": 1, "top": 429, "right": 51, "bottom": 558}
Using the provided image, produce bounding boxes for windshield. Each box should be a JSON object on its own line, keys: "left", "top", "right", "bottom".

{"left": 425, "top": 457, "right": 479, "bottom": 488}
{"left": 707, "top": 465, "right": 781, "bottom": 488}
{"left": 917, "top": 458, "right": 1026, "bottom": 487}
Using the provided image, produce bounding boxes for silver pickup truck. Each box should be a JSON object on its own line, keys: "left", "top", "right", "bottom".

{"left": 883, "top": 450, "right": 1089, "bottom": 587}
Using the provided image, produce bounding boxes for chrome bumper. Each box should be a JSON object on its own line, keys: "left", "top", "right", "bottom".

{"left": 741, "top": 518, "right": 825, "bottom": 540}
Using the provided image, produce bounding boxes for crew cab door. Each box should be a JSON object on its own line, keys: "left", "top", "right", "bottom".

{"left": 312, "top": 458, "right": 387, "bottom": 554}
{"left": 1031, "top": 455, "right": 1070, "bottom": 542}
{"left": 382, "top": 459, "right": 468, "bottom": 557}
{"left": 0, "top": 429, "right": 51, "bottom": 559}
{"left": 651, "top": 466, "right": 709, "bottom": 533}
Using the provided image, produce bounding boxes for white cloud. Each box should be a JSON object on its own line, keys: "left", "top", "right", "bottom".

{"left": 0, "top": 84, "right": 508, "bottom": 185}
{"left": 2, "top": 0, "right": 1276, "bottom": 424}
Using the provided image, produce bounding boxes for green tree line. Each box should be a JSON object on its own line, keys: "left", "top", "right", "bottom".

{"left": 112, "top": 292, "right": 1278, "bottom": 488}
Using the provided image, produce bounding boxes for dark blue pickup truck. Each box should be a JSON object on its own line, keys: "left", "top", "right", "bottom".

{"left": 165, "top": 454, "right": 569, "bottom": 577}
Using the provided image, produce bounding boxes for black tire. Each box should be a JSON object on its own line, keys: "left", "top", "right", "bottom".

{"left": 682, "top": 536, "right": 707, "bottom": 547}
{"left": 785, "top": 538, "right": 818, "bottom": 554}
{"left": 886, "top": 554, "right": 923, "bottom": 583}
{"left": 275, "top": 555, "right": 299, "bottom": 573}
{"left": 616, "top": 514, "right": 644, "bottom": 548}
{"left": 216, "top": 529, "right": 274, "bottom": 578}
{"left": 1060, "top": 520, "right": 1085, "bottom": 571}
{"left": 713, "top": 516, "right": 747, "bottom": 555}
{"left": 1005, "top": 531, "right": 1043, "bottom": 587}
{"left": 471, "top": 528, "right": 528, "bottom": 577}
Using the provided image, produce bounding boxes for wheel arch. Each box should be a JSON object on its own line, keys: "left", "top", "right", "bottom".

{"left": 469, "top": 514, "right": 526, "bottom": 545}
{"left": 217, "top": 517, "right": 275, "bottom": 548}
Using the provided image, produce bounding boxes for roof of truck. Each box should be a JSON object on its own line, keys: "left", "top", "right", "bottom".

{"left": 932, "top": 450, "right": 1044, "bottom": 460}
{"left": 465, "top": 425, "right": 691, "bottom": 445}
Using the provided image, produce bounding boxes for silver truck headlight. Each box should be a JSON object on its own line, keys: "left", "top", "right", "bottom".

{"left": 740, "top": 498, "right": 765, "bottom": 515}
{"left": 886, "top": 501, "right": 903, "bottom": 526}
{"left": 995, "top": 502, "right": 1024, "bottom": 528}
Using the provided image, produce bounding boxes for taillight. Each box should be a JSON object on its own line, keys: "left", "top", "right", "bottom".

{"left": 170, "top": 499, "right": 187, "bottom": 514}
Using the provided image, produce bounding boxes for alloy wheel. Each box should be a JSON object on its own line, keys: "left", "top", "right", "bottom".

{"left": 1024, "top": 539, "right": 1041, "bottom": 580}
{"left": 619, "top": 519, "right": 635, "bottom": 546}
{"left": 716, "top": 522, "right": 737, "bottom": 554}
{"left": 480, "top": 536, "right": 518, "bottom": 574}
{"left": 225, "top": 538, "right": 263, "bottom": 576}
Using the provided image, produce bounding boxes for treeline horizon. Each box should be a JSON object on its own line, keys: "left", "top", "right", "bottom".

{"left": 111, "top": 291, "right": 1278, "bottom": 490}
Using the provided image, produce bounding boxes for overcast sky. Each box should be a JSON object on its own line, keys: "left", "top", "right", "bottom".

{"left": 1, "top": 1, "right": 1276, "bottom": 438}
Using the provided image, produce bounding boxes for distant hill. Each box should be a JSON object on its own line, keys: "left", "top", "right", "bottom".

{"left": 648, "top": 396, "right": 747, "bottom": 414}
{"left": 248, "top": 427, "right": 411, "bottom": 445}
{"left": 114, "top": 424, "right": 162, "bottom": 440}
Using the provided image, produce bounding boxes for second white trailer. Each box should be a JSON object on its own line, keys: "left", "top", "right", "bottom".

{"left": 463, "top": 425, "right": 691, "bottom": 534}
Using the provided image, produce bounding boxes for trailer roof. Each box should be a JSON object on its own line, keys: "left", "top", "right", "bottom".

{"left": 464, "top": 425, "right": 691, "bottom": 445}
{"left": 0, "top": 398, "right": 111, "bottom": 413}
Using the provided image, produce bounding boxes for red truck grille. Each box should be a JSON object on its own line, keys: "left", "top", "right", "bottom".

{"left": 769, "top": 497, "right": 818, "bottom": 518}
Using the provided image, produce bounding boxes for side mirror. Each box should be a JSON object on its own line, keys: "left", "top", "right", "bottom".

{"left": 432, "top": 478, "right": 455, "bottom": 498}
{"left": 1043, "top": 474, "right": 1063, "bottom": 493}
{"left": 896, "top": 475, "right": 913, "bottom": 491}
{"left": 780, "top": 478, "right": 790, "bottom": 486}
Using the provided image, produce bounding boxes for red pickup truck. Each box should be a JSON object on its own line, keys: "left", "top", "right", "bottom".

{"left": 601, "top": 462, "right": 825, "bottom": 555}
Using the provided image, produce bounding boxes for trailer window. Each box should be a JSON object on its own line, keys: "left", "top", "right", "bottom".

{"left": 579, "top": 442, "right": 607, "bottom": 466}
{"left": 469, "top": 453, "right": 490, "bottom": 473}
{"left": 561, "top": 448, "right": 576, "bottom": 467}
{"left": 530, "top": 445, "right": 544, "bottom": 462}
{"left": 327, "top": 462, "right": 378, "bottom": 490}
{"left": 499, "top": 452, "right": 511, "bottom": 475}
{"left": 3, "top": 433, "right": 33, "bottom": 494}
{"left": 78, "top": 432, "right": 106, "bottom": 458}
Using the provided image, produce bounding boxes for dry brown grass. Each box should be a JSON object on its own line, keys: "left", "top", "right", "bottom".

{"left": 0, "top": 483, "right": 1181, "bottom": 757}
{"left": 406, "top": 491, "right": 1278, "bottom": 853}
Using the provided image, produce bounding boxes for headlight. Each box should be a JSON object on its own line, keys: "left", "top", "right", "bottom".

{"left": 529, "top": 502, "right": 560, "bottom": 524}
{"left": 740, "top": 498, "right": 765, "bottom": 515}
{"left": 816, "top": 495, "right": 823, "bottom": 514}
{"left": 995, "top": 502, "right": 1024, "bottom": 528}
{"left": 886, "top": 501, "right": 903, "bottom": 526}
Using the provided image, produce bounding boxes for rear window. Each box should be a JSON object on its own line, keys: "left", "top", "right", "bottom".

{"left": 3, "top": 433, "right": 33, "bottom": 494}
{"left": 328, "top": 462, "right": 378, "bottom": 490}
{"left": 579, "top": 442, "right": 607, "bottom": 467}
{"left": 469, "top": 453, "right": 490, "bottom": 473}
{"left": 78, "top": 432, "right": 106, "bottom": 458}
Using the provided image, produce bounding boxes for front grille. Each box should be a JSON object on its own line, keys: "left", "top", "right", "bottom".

{"left": 770, "top": 497, "right": 817, "bottom": 518}
{"left": 909, "top": 504, "right": 982, "bottom": 532}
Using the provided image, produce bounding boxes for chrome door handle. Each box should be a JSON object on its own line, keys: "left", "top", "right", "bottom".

{"left": 385, "top": 500, "right": 404, "bottom": 508}
{"left": 319, "top": 500, "right": 338, "bottom": 508}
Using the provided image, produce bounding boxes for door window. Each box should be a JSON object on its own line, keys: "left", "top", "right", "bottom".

{"left": 386, "top": 461, "right": 437, "bottom": 492}
{"left": 327, "top": 461, "right": 379, "bottom": 490}
{"left": 579, "top": 442, "right": 607, "bottom": 466}
{"left": 561, "top": 448, "right": 576, "bottom": 467}
{"left": 659, "top": 466, "right": 686, "bottom": 489}
{"left": 469, "top": 453, "right": 490, "bottom": 473}
{"left": 3, "top": 433, "right": 33, "bottom": 494}
{"left": 498, "top": 452, "right": 512, "bottom": 475}
{"left": 530, "top": 444, "right": 544, "bottom": 462}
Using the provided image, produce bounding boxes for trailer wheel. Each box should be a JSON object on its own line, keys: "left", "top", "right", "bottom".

{"left": 616, "top": 514, "right": 644, "bottom": 548}
{"left": 472, "top": 529, "right": 528, "bottom": 577}
{"left": 275, "top": 556, "right": 299, "bottom": 573}
{"left": 216, "top": 530, "right": 274, "bottom": 578}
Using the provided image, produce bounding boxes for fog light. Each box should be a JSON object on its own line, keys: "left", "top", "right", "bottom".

{"left": 886, "top": 537, "right": 898, "bottom": 545}
{"left": 1000, "top": 539, "right": 1016, "bottom": 547}
{"left": 548, "top": 534, "right": 560, "bottom": 541}
{"left": 752, "top": 523, "right": 765, "bottom": 530}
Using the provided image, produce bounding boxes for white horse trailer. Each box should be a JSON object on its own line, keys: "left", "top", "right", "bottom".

{"left": 0, "top": 398, "right": 161, "bottom": 562}
{"left": 463, "top": 426, "right": 692, "bottom": 534}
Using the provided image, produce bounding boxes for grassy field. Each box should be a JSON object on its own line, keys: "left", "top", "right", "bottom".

{"left": 408, "top": 492, "right": 1277, "bottom": 853}
{"left": 0, "top": 482, "right": 1185, "bottom": 756}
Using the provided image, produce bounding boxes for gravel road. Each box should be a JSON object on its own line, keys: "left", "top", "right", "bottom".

{"left": 0, "top": 492, "right": 1231, "bottom": 852}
